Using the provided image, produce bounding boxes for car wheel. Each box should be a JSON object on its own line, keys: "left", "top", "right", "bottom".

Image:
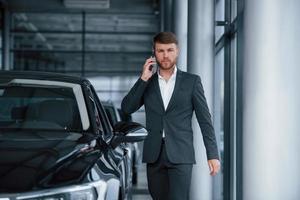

{"left": 132, "top": 167, "right": 138, "bottom": 185}
{"left": 118, "top": 186, "right": 123, "bottom": 200}
{"left": 132, "top": 154, "right": 138, "bottom": 185}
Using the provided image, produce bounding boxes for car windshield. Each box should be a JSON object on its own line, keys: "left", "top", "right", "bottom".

{"left": 0, "top": 85, "right": 83, "bottom": 132}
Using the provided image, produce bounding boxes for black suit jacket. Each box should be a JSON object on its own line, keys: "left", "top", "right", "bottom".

{"left": 121, "top": 70, "right": 219, "bottom": 164}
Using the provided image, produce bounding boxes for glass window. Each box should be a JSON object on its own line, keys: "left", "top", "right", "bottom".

{"left": 85, "top": 33, "right": 151, "bottom": 52}
{"left": 230, "top": 33, "right": 238, "bottom": 200}
{"left": 11, "top": 12, "right": 83, "bottom": 74}
{"left": 231, "top": 0, "right": 238, "bottom": 22}
{"left": 12, "top": 32, "right": 82, "bottom": 51}
{"left": 12, "top": 13, "right": 82, "bottom": 32}
{"left": 86, "top": 86, "right": 114, "bottom": 142}
{"left": 0, "top": 7, "right": 3, "bottom": 69}
{"left": 215, "top": 0, "right": 239, "bottom": 199}
{"left": 11, "top": 52, "right": 82, "bottom": 74}
{"left": 89, "top": 95, "right": 104, "bottom": 133}
{"left": 9, "top": 12, "right": 156, "bottom": 75}
{"left": 213, "top": 48, "right": 224, "bottom": 200}
{"left": 85, "top": 13, "right": 159, "bottom": 33}
{"left": 104, "top": 106, "right": 117, "bottom": 126}
{"left": 0, "top": 85, "right": 82, "bottom": 132}
{"left": 215, "top": 0, "right": 225, "bottom": 42}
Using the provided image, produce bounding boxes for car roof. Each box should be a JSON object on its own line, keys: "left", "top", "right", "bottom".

{"left": 0, "top": 70, "right": 87, "bottom": 84}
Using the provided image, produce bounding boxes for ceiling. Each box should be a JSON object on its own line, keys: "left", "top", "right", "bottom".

{"left": 2, "top": 0, "right": 161, "bottom": 76}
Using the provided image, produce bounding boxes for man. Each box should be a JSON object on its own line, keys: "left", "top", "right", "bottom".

{"left": 121, "top": 32, "right": 220, "bottom": 200}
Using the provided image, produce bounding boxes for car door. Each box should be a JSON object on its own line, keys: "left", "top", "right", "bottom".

{"left": 84, "top": 82, "right": 129, "bottom": 189}
{"left": 89, "top": 85, "right": 131, "bottom": 199}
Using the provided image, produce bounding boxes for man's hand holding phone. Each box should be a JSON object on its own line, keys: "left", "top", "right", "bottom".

{"left": 141, "top": 56, "right": 157, "bottom": 82}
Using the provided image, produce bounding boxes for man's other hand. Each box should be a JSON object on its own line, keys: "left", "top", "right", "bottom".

{"left": 208, "top": 159, "right": 220, "bottom": 176}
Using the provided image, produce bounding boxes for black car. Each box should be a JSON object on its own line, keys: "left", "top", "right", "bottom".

{"left": 102, "top": 101, "right": 140, "bottom": 185}
{"left": 101, "top": 101, "right": 134, "bottom": 196}
{"left": 0, "top": 71, "right": 147, "bottom": 200}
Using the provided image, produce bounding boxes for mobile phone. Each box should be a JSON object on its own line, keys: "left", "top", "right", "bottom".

{"left": 150, "top": 54, "right": 157, "bottom": 73}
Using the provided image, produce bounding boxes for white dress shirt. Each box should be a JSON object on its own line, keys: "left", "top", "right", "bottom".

{"left": 158, "top": 66, "right": 177, "bottom": 138}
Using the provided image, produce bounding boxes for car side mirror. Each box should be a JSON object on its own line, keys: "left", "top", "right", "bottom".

{"left": 110, "top": 121, "right": 148, "bottom": 149}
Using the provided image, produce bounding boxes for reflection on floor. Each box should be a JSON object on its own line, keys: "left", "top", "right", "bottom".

{"left": 132, "top": 164, "right": 152, "bottom": 200}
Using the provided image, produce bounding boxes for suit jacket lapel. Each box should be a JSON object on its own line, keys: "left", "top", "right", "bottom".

{"left": 152, "top": 73, "right": 165, "bottom": 111}
{"left": 166, "top": 70, "right": 182, "bottom": 112}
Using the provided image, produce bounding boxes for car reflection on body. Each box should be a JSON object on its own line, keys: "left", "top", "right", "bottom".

{"left": 0, "top": 71, "right": 147, "bottom": 200}
{"left": 102, "top": 101, "right": 141, "bottom": 186}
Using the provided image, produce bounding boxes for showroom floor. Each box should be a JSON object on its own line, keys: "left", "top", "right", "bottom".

{"left": 132, "top": 164, "right": 151, "bottom": 200}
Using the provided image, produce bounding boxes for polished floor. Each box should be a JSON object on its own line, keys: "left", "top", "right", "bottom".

{"left": 132, "top": 164, "right": 152, "bottom": 200}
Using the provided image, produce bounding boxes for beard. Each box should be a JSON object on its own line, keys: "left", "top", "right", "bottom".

{"left": 157, "top": 59, "right": 177, "bottom": 71}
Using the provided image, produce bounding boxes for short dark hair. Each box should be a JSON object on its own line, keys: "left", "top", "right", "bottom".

{"left": 153, "top": 32, "right": 178, "bottom": 48}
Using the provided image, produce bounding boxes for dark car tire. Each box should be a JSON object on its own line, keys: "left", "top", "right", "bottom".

{"left": 118, "top": 187, "right": 123, "bottom": 200}
{"left": 131, "top": 153, "right": 138, "bottom": 185}
{"left": 132, "top": 167, "right": 138, "bottom": 185}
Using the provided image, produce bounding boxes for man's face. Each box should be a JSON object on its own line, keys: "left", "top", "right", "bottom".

{"left": 154, "top": 42, "right": 179, "bottom": 71}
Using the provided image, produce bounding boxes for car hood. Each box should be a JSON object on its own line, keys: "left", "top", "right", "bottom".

{"left": 0, "top": 130, "right": 101, "bottom": 193}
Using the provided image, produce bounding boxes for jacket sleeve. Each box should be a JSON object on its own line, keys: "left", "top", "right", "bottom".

{"left": 121, "top": 78, "right": 148, "bottom": 115}
{"left": 192, "top": 75, "right": 220, "bottom": 160}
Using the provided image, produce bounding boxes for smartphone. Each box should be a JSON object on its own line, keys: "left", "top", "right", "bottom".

{"left": 150, "top": 54, "right": 158, "bottom": 73}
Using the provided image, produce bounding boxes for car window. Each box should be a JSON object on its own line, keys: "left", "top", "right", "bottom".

{"left": 88, "top": 87, "right": 113, "bottom": 141}
{"left": 96, "top": 104, "right": 113, "bottom": 142}
{"left": 0, "top": 86, "right": 82, "bottom": 132}
{"left": 104, "top": 106, "right": 118, "bottom": 126}
{"left": 88, "top": 94, "right": 104, "bottom": 133}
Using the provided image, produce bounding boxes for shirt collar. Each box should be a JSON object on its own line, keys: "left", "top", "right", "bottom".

{"left": 158, "top": 66, "right": 177, "bottom": 81}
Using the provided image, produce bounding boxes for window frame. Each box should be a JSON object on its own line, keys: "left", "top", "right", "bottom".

{"left": 214, "top": 0, "right": 241, "bottom": 199}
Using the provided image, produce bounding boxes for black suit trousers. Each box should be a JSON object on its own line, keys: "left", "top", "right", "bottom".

{"left": 147, "top": 139, "right": 193, "bottom": 200}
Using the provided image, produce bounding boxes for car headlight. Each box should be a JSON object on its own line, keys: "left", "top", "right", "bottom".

{"left": 16, "top": 180, "right": 107, "bottom": 200}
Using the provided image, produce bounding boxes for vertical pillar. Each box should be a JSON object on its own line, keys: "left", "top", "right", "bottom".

{"left": 159, "top": 0, "right": 164, "bottom": 31}
{"left": 2, "top": 7, "right": 10, "bottom": 70}
{"left": 242, "top": 0, "right": 300, "bottom": 199}
{"left": 187, "top": 0, "right": 215, "bottom": 199}
{"left": 173, "top": 0, "right": 188, "bottom": 72}
{"left": 160, "top": 0, "right": 173, "bottom": 31}
{"left": 81, "top": 11, "right": 86, "bottom": 76}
